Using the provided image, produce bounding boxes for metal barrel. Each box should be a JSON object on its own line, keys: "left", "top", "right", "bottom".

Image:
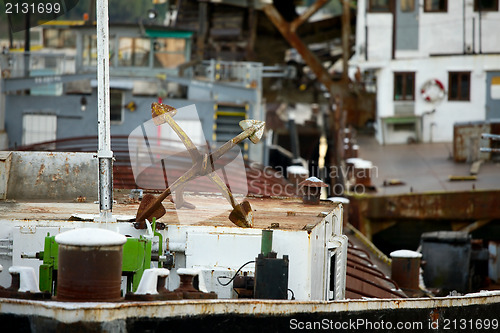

{"left": 390, "top": 250, "right": 422, "bottom": 292}
{"left": 55, "top": 228, "right": 126, "bottom": 302}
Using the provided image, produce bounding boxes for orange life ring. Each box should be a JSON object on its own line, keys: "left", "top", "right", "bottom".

{"left": 420, "top": 79, "right": 445, "bottom": 103}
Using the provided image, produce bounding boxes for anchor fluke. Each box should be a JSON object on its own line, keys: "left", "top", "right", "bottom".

{"left": 135, "top": 194, "right": 167, "bottom": 226}
{"left": 239, "top": 120, "right": 265, "bottom": 144}
{"left": 152, "top": 103, "right": 178, "bottom": 126}
{"left": 228, "top": 200, "right": 254, "bottom": 228}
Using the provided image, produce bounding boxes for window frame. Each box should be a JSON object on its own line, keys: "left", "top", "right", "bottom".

{"left": 394, "top": 72, "right": 416, "bottom": 101}
{"left": 448, "top": 71, "right": 471, "bottom": 102}
{"left": 474, "top": 0, "right": 499, "bottom": 11}
{"left": 423, "top": 0, "right": 448, "bottom": 13}
{"left": 401, "top": 0, "right": 416, "bottom": 12}
{"left": 110, "top": 89, "right": 124, "bottom": 123}
{"left": 368, "top": 0, "right": 392, "bottom": 13}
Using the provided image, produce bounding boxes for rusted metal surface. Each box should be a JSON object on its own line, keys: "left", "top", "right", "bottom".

{"left": 453, "top": 121, "right": 496, "bottom": 162}
{"left": 14, "top": 136, "right": 294, "bottom": 197}
{"left": 2, "top": 291, "right": 500, "bottom": 328}
{"left": 134, "top": 194, "right": 166, "bottom": 228}
{"left": 350, "top": 190, "right": 500, "bottom": 221}
{"left": 390, "top": 252, "right": 422, "bottom": 297}
{"left": 0, "top": 196, "right": 333, "bottom": 231}
{"left": 348, "top": 189, "right": 500, "bottom": 243}
{"left": 174, "top": 271, "right": 217, "bottom": 300}
{"left": 56, "top": 244, "right": 124, "bottom": 302}
{"left": 135, "top": 103, "right": 265, "bottom": 228}
{"left": 4, "top": 152, "right": 97, "bottom": 201}
{"left": 345, "top": 240, "right": 407, "bottom": 299}
{"left": 353, "top": 165, "right": 373, "bottom": 187}
{"left": 0, "top": 270, "right": 51, "bottom": 300}
{"left": 298, "top": 177, "right": 328, "bottom": 205}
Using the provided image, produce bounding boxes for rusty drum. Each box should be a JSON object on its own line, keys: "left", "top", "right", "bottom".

{"left": 390, "top": 250, "right": 422, "bottom": 292}
{"left": 55, "top": 228, "right": 126, "bottom": 302}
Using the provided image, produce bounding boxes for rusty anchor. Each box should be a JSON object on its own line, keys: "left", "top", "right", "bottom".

{"left": 135, "top": 102, "right": 265, "bottom": 228}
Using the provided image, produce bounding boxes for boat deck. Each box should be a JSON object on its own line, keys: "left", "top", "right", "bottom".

{"left": 357, "top": 136, "right": 500, "bottom": 195}
{"left": 0, "top": 194, "right": 334, "bottom": 231}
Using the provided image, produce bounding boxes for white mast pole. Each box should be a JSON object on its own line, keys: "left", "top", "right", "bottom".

{"left": 96, "top": 0, "right": 114, "bottom": 223}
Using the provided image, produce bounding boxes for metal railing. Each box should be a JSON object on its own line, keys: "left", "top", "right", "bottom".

{"left": 182, "top": 60, "right": 293, "bottom": 90}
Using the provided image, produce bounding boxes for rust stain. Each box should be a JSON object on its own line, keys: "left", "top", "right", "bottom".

{"left": 429, "top": 308, "right": 440, "bottom": 327}
{"left": 35, "top": 164, "right": 45, "bottom": 185}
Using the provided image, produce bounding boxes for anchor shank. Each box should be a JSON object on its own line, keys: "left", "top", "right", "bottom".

{"left": 211, "top": 127, "right": 254, "bottom": 161}
{"left": 161, "top": 114, "right": 201, "bottom": 162}
{"left": 136, "top": 165, "right": 198, "bottom": 222}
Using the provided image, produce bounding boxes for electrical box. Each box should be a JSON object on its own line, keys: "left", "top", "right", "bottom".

{"left": 254, "top": 252, "right": 289, "bottom": 300}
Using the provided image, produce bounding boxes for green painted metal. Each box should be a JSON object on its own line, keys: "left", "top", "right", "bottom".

{"left": 382, "top": 116, "right": 418, "bottom": 124}
{"left": 145, "top": 29, "right": 193, "bottom": 39}
{"left": 152, "top": 217, "right": 163, "bottom": 268}
{"left": 261, "top": 229, "right": 273, "bottom": 256}
{"left": 122, "top": 237, "right": 152, "bottom": 293}
{"left": 38, "top": 234, "right": 58, "bottom": 293}
{"left": 39, "top": 233, "right": 153, "bottom": 294}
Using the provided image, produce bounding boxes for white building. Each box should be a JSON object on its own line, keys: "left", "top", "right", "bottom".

{"left": 351, "top": 0, "right": 500, "bottom": 144}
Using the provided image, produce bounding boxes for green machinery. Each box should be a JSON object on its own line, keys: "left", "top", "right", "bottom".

{"left": 38, "top": 219, "right": 165, "bottom": 294}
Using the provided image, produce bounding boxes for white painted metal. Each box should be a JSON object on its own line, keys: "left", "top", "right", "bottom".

{"left": 0, "top": 78, "right": 7, "bottom": 150}
{"left": 351, "top": 0, "right": 500, "bottom": 144}
{"left": 390, "top": 250, "right": 422, "bottom": 259}
{"left": 3, "top": 291, "right": 500, "bottom": 324}
{"left": 135, "top": 268, "right": 170, "bottom": 295}
{"left": 0, "top": 204, "right": 347, "bottom": 301}
{"left": 96, "top": 0, "right": 114, "bottom": 221}
{"left": 330, "top": 235, "right": 348, "bottom": 300}
{"left": 8, "top": 266, "right": 40, "bottom": 293}
{"left": 55, "top": 228, "right": 127, "bottom": 246}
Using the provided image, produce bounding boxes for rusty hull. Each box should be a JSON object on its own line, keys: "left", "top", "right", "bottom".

{"left": 2, "top": 291, "right": 500, "bottom": 332}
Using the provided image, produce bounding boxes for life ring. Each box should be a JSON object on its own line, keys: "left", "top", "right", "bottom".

{"left": 420, "top": 79, "right": 445, "bottom": 103}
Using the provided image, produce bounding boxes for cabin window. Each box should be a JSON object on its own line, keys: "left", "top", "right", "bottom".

{"left": 449, "top": 72, "right": 471, "bottom": 101}
{"left": 394, "top": 72, "right": 415, "bottom": 101}
{"left": 110, "top": 90, "right": 124, "bottom": 123}
{"left": 22, "top": 113, "right": 57, "bottom": 147}
{"left": 118, "top": 37, "right": 150, "bottom": 67}
{"left": 474, "top": 0, "right": 499, "bottom": 11}
{"left": 393, "top": 123, "right": 416, "bottom": 132}
{"left": 82, "top": 35, "right": 97, "bottom": 67}
{"left": 401, "top": 0, "right": 415, "bottom": 12}
{"left": 491, "top": 76, "right": 500, "bottom": 99}
{"left": 368, "top": 0, "right": 391, "bottom": 12}
{"left": 43, "top": 29, "right": 75, "bottom": 48}
{"left": 153, "top": 38, "right": 186, "bottom": 69}
{"left": 424, "top": 0, "right": 447, "bottom": 12}
{"left": 82, "top": 34, "right": 115, "bottom": 67}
